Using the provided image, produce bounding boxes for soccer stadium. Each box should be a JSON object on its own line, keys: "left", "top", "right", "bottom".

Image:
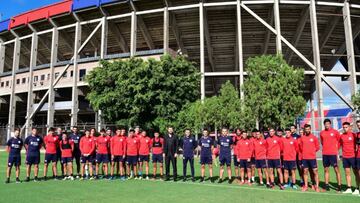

{"left": 0, "top": 0, "right": 360, "bottom": 202}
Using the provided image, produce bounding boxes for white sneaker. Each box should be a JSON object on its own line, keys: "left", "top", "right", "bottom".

{"left": 69, "top": 176, "right": 74, "bottom": 181}
{"left": 62, "top": 177, "right": 67, "bottom": 181}
{"left": 76, "top": 175, "right": 80, "bottom": 179}
{"left": 343, "top": 188, "right": 353, "bottom": 194}
{"left": 352, "top": 189, "right": 359, "bottom": 195}
{"left": 146, "top": 176, "right": 149, "bottom": 180}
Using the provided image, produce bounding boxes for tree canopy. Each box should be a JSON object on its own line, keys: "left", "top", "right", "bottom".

{"left": 242, "top": 54, "right": 306, "bottom": 129}
{"left": 86, "top": 54, "right": 200, "bottom": 132}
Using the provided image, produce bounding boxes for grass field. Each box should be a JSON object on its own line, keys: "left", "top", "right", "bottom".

{"left": 0, "top": 152, "right": 358, "bottom": 203}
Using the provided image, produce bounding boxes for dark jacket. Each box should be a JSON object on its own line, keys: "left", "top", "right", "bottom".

{"left": 163, "top": 133, "right": 179, "bottom": 156}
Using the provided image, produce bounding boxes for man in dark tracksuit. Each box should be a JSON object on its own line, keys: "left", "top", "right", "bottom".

{"left": 163, "top": 127, "right": 179, "bottom": 181}
{"left": 69, "top": 126, "right": 82, "bottom": 178}
{"left": 180, "top": 129, "right": 197, "bottom": 182}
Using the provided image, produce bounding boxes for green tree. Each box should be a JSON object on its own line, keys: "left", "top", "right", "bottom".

{"left": 175, "top": 81, "right": 256, "bottom": 135}
{"left": 242, "top": 54, "right": 306, "bottom": 129}
{"left": 352, "top": 93, "right": 360, "bottom": 114}
{"left": 86, "top": 54, "right": 201, "bottom": 132}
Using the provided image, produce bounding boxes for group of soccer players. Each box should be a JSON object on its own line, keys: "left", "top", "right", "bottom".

{"left": 4, "top": 119, "right": 360, "bottom": 196}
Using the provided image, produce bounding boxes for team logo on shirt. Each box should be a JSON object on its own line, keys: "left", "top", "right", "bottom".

{"left": 37, "top": 138, "right": 39, "bottom": 141}
{"left": 330, "top": 133, "right": 334, "bottom": 137}
{"left": 260, "top": 142, "right": 263, "bottom": 144}
{"left": 226, "top": 139, "right": 229, "bottom": 142}
{"left": 146, "top": 140, "right": 149, "bottom": 143}
{"left": 207, "top": 140, "right": 210, "bottom": 143}
{"left": 190, "top": 139, "right": 193, "bottom": 142}
{"left": 310, "top": 139, "right": 313, "bottom": 142}
{"left": 105, "top": 139, "right": 107, "bottom": 141}
{"left": 134, "top": 140, "right": 137, "bottom": 143}
{"left": 53, "top": 137, "right": 57, "bottom": 141}
{"left": 245, "top": 142, "right": 248, "bottom": 145}
{"left": 290, "top": 141, "right": 293, "bottom": 145}
{"left": 274, "top": 140, "right": 277, "bottom": 143}
{"left": 349, "top": 137, "right": 352, "bottom": 140}
{"left": 120, "top": 139, "right": 123, "bottom": 141}
{"left": 18, "top": 141, "right": 20, "bottom": 144}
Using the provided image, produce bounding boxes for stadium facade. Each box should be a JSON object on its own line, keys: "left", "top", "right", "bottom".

{"left": 0, "top": 0, "right": 359, "bottom": 140}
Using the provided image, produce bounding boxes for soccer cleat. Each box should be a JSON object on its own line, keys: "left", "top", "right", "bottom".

{"left": 146, "top": 176, "right": 149, "bottom": 180}
{"left": 15, "top": 179, "right": 21, "bottom": 184}
{"left": 138, "top": 176, "right": 142, "bottom": 180}
{"left": 34, "top": 177, "right": 39, "bottom": 182}
{"left": 76, "top": 175, "right": 80, "bottom": 179}
{"left": 43, "top": 176, "right": 47, "bottom": 181}
{"left": 343, "top": 188, "right": 353, "bottom": 194}
{"left": 283, "top": 184, "right": 290, "bottom": 188}
{"left": 352, "top": 189, "right": 359, "bottom": 195}
{"left": 182, "top": 178, "right": 186, "bottom": 182}
{"left": 5, "top": 178, "right": 10, "bottom": 184}
{"left": 292, "top": 185, "right": 298, "bottom": 190}
{"left": 63, "top": 177, "right": 67, "bottom": 181}
{"left": 218, "top": 179, "right": 223, "bottom": 184}
{"left": 89, "top": 177, "right": 95, "bottom": 180}
{"left": 301, "top": 186, "right": 308, "bottom": 192}
{"left": 228, "top": 179, "right": 232, "bottom": 184}
{"left": 25, "top": 177, "right": 30, "bottom": 182}
{"left": 69, "top": 176, "right": 74, "bottom": 181}
{"left": 279, "top": 185, "right": 285, "bottom": 190}
{"left": 239, "top": 180, "right": 245, "bottom": 185}
{"left": 210, "top": 178, "right": 215, "bottom": 183}
{"left": 192, "top": 177, "right": 195, "bottom": 182}
{"left": 134, "top": 176, "right": 139, "bottom": 180}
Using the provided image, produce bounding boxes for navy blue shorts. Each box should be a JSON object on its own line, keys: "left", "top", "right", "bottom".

{"left": 233, "top": 155, "right": 240, "bottom": 167}
{"left": 126, "top": 155, "right": 138, "bottom": 165}
{"left": 112, "top": 155, "right": 124, "bottom": 163}
{"left": 268, "top": 159, "right": 281, "bottom": 168}
{"left": 302, "top": 159, "right": 317, "bottom": 169}
{"left": 239, "top": 159, "right": 251, "bottom": 168}
{"left": 80, "top": 155, "right": 94, "bottom": 163}
{"left": 44, "top": 153, "right": 57, "bottom": 164}
{"left": 139, "top": 155, "right": 149, "bottom": 162}
{"left": 323, "top": 155, "right": 338, "bottom": 167}
{"left": 255, "top": 159, "right": 267, "bottom": 168}
{"left": 283, "top": 160, "right": 296, "bottom": 171}
{"left": 56, "top": 150, "right": 62, "bottom": 161}
{"left": 356, "top": 158, "right": 360, "bottom": 169}
{"left": 219, "top": 155, "right": 231, "bottom": 166}
{"left": 96, "top": 153, "right": 109, "bottom": 163}
{"left": 26, "top": 155, "right": 40, "bottom": 165}
{"left": 250, "top": 157, "right": 256, "bottom": 165}
{"left": 200, "top": 155, "right": 212, "bottom": 165}
{"left": 8, "top": 156, "right": 21, "bottom": 167}
{"left": 61, "top": 157, "right": 73, "bottom": 164}
{"left": 343, "top": 157, "right": 356, "bottom": 169}
{"left": 152, "top": 154, "right": 163, "bottom": 163}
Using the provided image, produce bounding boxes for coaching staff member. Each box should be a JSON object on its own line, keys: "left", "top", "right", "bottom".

{"left": 164, "top": 127, "right": 179, "bottom": 181}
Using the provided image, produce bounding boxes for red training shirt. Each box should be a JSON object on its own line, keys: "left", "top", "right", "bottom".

{"left": 44, "top": 134, "right": 60, "bottom": 154}
{"left": 80, "top": 136, "right": 95, "bottom": 155}
{"left": 60, "top": 140, "right": 74, "bottom": 158}
{"left": 299, "top": 134, "right": 319, "bottom": 160}
{"left": 110, "top": 135, "right": 126, "bottom": 156}
{"left": 253, "top": 138, "right": 267, "bottom": 160}
{"left": 320, "top": 128, "right": 340, "bottom": 155}
{"left": 340, "top": 132, "right": 356, "bottom": 158}
{"left": 96, "top": 135, "right": 110, "bottom": 154}
{"left": 266, "top": 136, "right": 282, "bottom": 159}
{"left": 281, "top": 136, "right": 298, "bottom": 161}
{"left": 152, "top": 137, "right": 164, "bottom": 154}
{"left": 139, "top": 136, "right": 152, "bottom": 156}
{"left": 126, "top": 136, "right": 139, "bottom": 156}
{"left": 235, "top": 138, "right": 253, "bottom": 160}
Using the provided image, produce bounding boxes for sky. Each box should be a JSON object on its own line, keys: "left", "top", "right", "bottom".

{"left": 0, "top": 0, "right": 59, "bottom": 21}
{"left": 0, "top": 0, "right": 353, "bottom": 111}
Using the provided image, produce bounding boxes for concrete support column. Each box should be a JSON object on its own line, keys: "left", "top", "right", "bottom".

{"left": 200, "top": 2, "right": 205, "bottom": 101}
{"left": 163, "top": 6, "right": 169, "bottom": 54}
{"left": 343, "top": 0, "right": 357, "bottom": 95}
{"left": 310, "top": 0, "right": 324, "bottom": 130}
{"left": 130, "top": 11, "right": 137, "bottom": 57}
{"left": 274, "top": 0, "right": 282, "bottom": 54}
{"left": 0, "top": 41, "right": 5, "bottom": 74}
{"left": 101, "top": 16, "right": 108, "bottom": 59}
{"left": 25, "top": 32, "right": 38, "bottom": 136}
{"left": 7, "top": 37, "right": 20, "bottom": 140}
{"left": 71, "top": 22, "right": 82, "bottom": 127}
{"left": 47, "top": 27, "right": 58, "bottom": 130}
{"left": 237, "top": 0, "right": 244, "bottom": 100}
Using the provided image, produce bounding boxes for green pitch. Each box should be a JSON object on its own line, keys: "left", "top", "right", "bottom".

{"left": 0, "top": 152, "right": 358, "bottom": 203}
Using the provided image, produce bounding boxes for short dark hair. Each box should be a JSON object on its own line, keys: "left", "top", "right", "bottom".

{"left": 356, "top": 120, "right": 360, "bottom": 124}
{"left": 203, "top": 128, "right": 209, "bottom": 132}
{"left": 185, "top": 128, "right": 191, "bottom": 132}
{"left": 100, "top": 128, "right": 106, "bottom": 133}
{"left": 48, "top": 127, "right": 54, "bottom": 132}
{"left": 251, "top": 128, "right": 259, "bottom": 133}
{"left": 14, "top": 127, "right": 20, "bottom": 132}
{"left": 323, "top": 119, "right": 331, "bottom": 124}
{"left": 290, "top": 124, "right": 296, "bottom": 129}
{"left": 342, "top": 122, "right": 350, "bottom": 126}
{"left": 285, "top": 128, "right": 291, "bottom": 132}
{"left": 129, "top": 129, "right": 135, "bottom": 133}
{"left": 304, "top": 124, "right": 311, "bottom": 128}
{"left": 72, "top": 126, "right": 78, "bottom": 129}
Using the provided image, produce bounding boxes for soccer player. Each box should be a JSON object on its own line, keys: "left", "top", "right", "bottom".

{"left": 55, "top": 127, "right": 64, "bottom": 177}
{"left": 60, "top": 132, "right": 74, "bottom": 180}
{"left": 95, "top": 129, "right": 110, "bottom": 179}
{"left": 24, "top": 128, "right": 43, "bottom": 182}
{"left": 253, "top": 130, "right": 269, "bottom": 186}
{"left": 134, "top": 126, "right": 142, "bottom": 138}
{"left": 236, "top": 130, "right": 253, "bottom": 185}
{"left": 218, "top": 127, "right": 233, "bottom": 184}
{"left": 320, "top": 119, "right": 342, "bottom": 192}
{"left": 282, "top": 128, "right": 298, "bottom": 189}
{"left": 6, "top": 128, "right": 23, "bottom": 183}
{"left": 266, "top": 128, "right": 284, "bottom": 189}
{"left": 198, "top": 129, "right": 214, "bottom": 183}
{"left": 340, "top": 122, "right": 357, "bottom": 194}
{"left": 180, "top": 129, "right": 197, "bottom": 182}
{"left": 43, "top": 127, "right": 60, "bottom": 180}
{"left": 233, "top": 129, "right": 242, "bottom": 181}
{"left": 110, "top": 128, "right": 127, "bottom": 180}
{"left": 290, "top": 125, "right": 300, "bottom": 140}
{"left": 138, "top": 130, "right": 152, "bottom": 180}
{"left": 249, "top": 129, "right": 257, "bottom": 183}
{"left": 151, "top": 131, "right": 164, "bottom": 180}
{"left": 126, "top": 129, "right": 140, "bottom": 179}
{"left": 80, "top": 129, "right": 95, "bottom": 180}
{"left": 69, "top": 126, "right": 82, "bottom": 178}
{"left": 354, "top": 120, "right": 360, "bottom": 196}
{"left": 299, "top": 124, "right": 320, "bottom": 192}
